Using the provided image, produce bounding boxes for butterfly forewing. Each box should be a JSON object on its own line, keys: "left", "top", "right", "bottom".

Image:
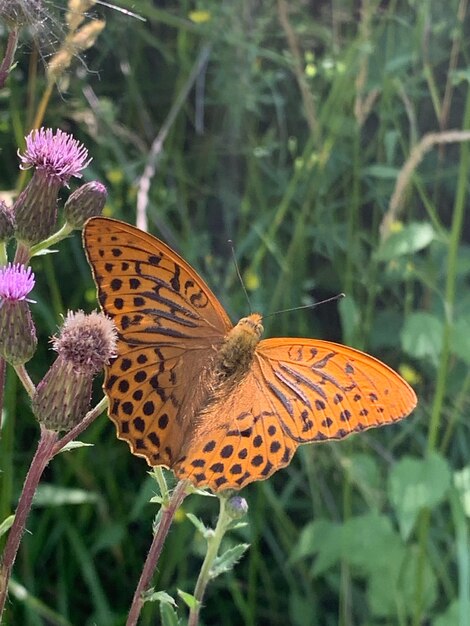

{"left": 83, "top": 217, "right": 232, "bottom": 466}
{"left": 255, "top": 338, "right": 417, "bottom": 442}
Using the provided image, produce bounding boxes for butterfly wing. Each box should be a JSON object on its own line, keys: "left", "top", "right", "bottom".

{"left": 175, "top": 338, "right": 417, "bottom": 491}
{"left": 254, "top": 338, "right": 417, "bottom": 441}
{"left": 83, "top": 217, "right": 233, "bottom": 466}
{"left": 174, "top": 367, "right": 298, "bottom": 491}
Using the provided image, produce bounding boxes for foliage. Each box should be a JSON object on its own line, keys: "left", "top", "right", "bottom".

{"left": 1, "top": 0, "right": 470, "bottom": 624}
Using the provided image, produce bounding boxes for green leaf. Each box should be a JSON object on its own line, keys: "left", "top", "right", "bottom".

{"left": 145, "top": 590, "right": 177, "bottom": 606}
{"left": 149, "top": 495, "right": 164, "bottom": 505}
{"left": 145, "top": 591, "right": 180, "bottom": 626}
{"left": 160, "top": 601, "right": 180, "bottom": 626}
{"left": 291, "top": 519, "right": 342, "bottom": 575}
{"left": 376, "top": 222, "right": 435, "bottom": 261}
{"left": 0, "top": 514, "right": 14, "bottom": 538}
{"left": 341, "top": 453, "right": 381, "bottom": 505}
{"left": 401, "top": 312, "right": 443, "bottom": 366}
{"left": 186, "top": 513, "right": 209, "bottom": 536}
{"left": 177, "top": 589, "right": 199, "bottom": 610}
{"left": 210, "top": 543, "right": 250, "bottom": 579}
{"left": 58, "top": 440, "right": 94, "bottom": 453}
{"left": 31, "top": 247, "right": 59, "bottom": 257}
{"left": 185, "top": 484, "right": 216, "bottom": 498}
{"left": 368, "top": 545, "right": 437, "bottom": 618}
{"left": 33, "top": 484, "right": 100, "bottom": 507}
{"left": 388, "top": 453, "right": 452, "bottom": 539}
{"left": 341, "top": 513, "right": 405, "bottom": 574}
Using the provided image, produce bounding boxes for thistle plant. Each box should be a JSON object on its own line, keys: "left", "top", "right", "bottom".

{"left": 0, "top": 126, "right": 114, "bottom": 621}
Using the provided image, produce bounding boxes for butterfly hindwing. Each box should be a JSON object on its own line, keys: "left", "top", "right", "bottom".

{"left": 174, "top": 369, "right": 296, "bottom": 490}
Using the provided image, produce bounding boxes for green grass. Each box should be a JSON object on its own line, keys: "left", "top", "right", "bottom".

{"left": 1, "top": 0, "right": 470, "bottom": 624}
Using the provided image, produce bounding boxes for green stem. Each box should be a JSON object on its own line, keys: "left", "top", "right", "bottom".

{"left": 13, "top": 364, "right": 35, "bottom": 398}
{"left": 29, "top": 223, "right": 74, "bottom": 258}
{"left": 188, "top": 495, "right": 231, "bottom": 626}
{"left": 152, "top": 467, "right": 171, "bottom": 504}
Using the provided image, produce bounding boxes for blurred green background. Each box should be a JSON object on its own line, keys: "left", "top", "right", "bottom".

{"left": 1, "top": 1, "right": 470, "bottom": 624}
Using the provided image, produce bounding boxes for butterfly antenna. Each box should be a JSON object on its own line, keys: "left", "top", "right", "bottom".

{"left": 228, "top": 240, "right": 253, "bottom": 314}
{"left": 264, "top": 293, "right": 345, "bottom": 319}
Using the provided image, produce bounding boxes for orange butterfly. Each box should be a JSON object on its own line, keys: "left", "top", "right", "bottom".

{"left": 83, "top": 217, "right": 417, "bottom": 492}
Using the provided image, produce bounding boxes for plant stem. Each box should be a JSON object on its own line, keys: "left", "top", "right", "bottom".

{"left": 13, "top": 364, "right": 35, "bottom": 398}
{"left": 188, "top": 495, "right": 230, "bottom": 626}
{"left": 29, "top": 223, "right": 74, "bottom": 258}
{"left": 0, "top": 426, "right": 58, "bottom": 620}
{"left": 126, "top": 479, "right": 189, "bottom": 626}
{"left": 0, "top": 396, "right": 106, "bottom": 620}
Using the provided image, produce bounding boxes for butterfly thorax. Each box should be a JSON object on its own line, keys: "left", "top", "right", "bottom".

{"left": 177, "top": 314, "right": 264, "bottom": 451}
{"left": 215, "top": 313, "right": 263, "bottom": 382}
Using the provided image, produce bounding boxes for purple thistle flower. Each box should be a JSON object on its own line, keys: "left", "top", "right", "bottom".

{"left": 0, "top": 263, "right": 35, "bottom": 301}
{"left": 0, "top": 263, "right": 37, "bottom": 364}
{"left": 19, "top": 128, "right": 91, "bottom": 184}
{"left": 52, "top": 310, "right": 118, "bottom": 374}
{"left": 14, "top": 128, "right": 91, "bottom": 246}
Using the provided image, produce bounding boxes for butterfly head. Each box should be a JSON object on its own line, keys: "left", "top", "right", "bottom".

{"left": 236, "top": 313, "right": 264, "bottom": 342}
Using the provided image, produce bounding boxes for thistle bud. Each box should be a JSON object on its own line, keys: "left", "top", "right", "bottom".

{"left": 64, "top": 181, "right": 107, "bottom": 229}
{"left": 14, "top": 128, "right": 91, "bottom": 246}
{"left": 32, "top": 311, "right": 117, "bottom": 431}
{"left": 0, "top": 201, "right": 15, "bottom": 241}
{"left": 225, "top": 495, "right": 249, "bottom": 520}
{"left": 0, "top": 263, "right": 37, "bottom": 364}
